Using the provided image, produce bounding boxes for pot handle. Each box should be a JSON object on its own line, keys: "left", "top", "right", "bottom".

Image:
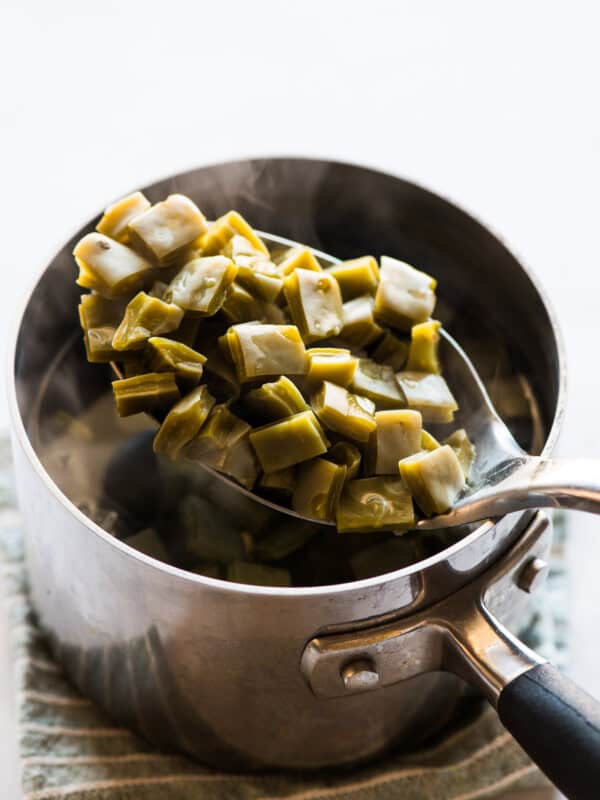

{"left": 415, "top": 595, "right": 600, "bottom": 799}
{"left": 301, "top": 515, "right": 600, "bottom": 799}
{"left": 446, "top": 598, "right": 600, "bottom": 799}
{"left": 303, "top": 601, "right": 600, "bottom": 799}
{"left": 497, "top": 664, "right": 600, "bottom": 800}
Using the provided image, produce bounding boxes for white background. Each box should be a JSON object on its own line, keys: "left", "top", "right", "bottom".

{"left": 2, "top": 1, "right": 600, "bottom": 797}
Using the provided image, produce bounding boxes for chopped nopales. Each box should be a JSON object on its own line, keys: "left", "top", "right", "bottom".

{"left": 112, "top": 292, "right": 184, "bottom": 351}
{"left": 128, "top": 194, "right": 208, "bottom": 264}
{"left": 253, "top": 520, "right": 317, "bottom": 561}
{"left": 262, "top": 302, "right": 289, "bottom": 325}
{"left": 78, "top": 294, "right": 129, "bottom": 363}
{"left": 371, "top": 330, "right": 409, "bottom": 371}
{"left": 167, "top": 316, "right": 201, "bottom": 347}
{"left": 178, "top": 495, "right": 246, "bottom": 564}
{"left": 202, "top": 343, "right": 241, "bottom": 401}
{"left": 227, "top": 561, "right": 291, "bottom": 587}
{"left": 305, "top": 348, "right": 357, "bottom": 389}
{"left": 237, "top": 267, "right": 283, "bottom": 304}
{"left": 395, "top": 372, "right": 458, "bottom": 423}
{"left": 182, "top": 406, "right": 259, "bottom": 490}
{"left": 75, "top": 190, "right": 473, "bottom": 556}
{"left": 326, "top": 256, "right": 379, "bottom": 301}
{"left": 276, "top": 246, "right": 322, "bottom": 276}
{"left": 221, "top": 282, "right": 265, "bottom": 323}
{"left": 74, "top": 233, "right": 153, "bottom": 297}
{"left": 421, "top": 429, "right": 441, "bottom": 451}
{"left": 112, "top": 372, "right": 180, "bottom": 416}
{"left": 125, "top": 528, "right": 169, "bottom": 562}
{"left": 199, "top": 211, "right": 269, "bottom": 256}
{"left": 445, "top": 428, "right": 476, "bottom": 478}
{"left": 350, "top": 358, "right": 406, "bottom": 409}
{"left": 223, "top": 233, "right": 266, "bottom": 261}
{"left": 165, "top": 256, "right": 238, "bottom": 315}
{"left": 146, "top": 337, "right": 207, "bottom": 386}
{"left": 244, "top": 375, "right": 308, "bottom": 422}
{"left": 284, "top": 268, "right": 344, "bottom": 343}
{"left": 218, "top": 328, "right": 241, "bottom": 362}
{"left": 399, "top": 445, "right": 465, "bottom": 516}
{"left": 122, "top": 356, "right": 147, "bottom": 378}
{"left": 293, "top": 458, "right": 347, "bottom": 521}
{"left": 407, "top": 319, "right": 441, "bottom": 373}
{"left": 230, "top": 240, "right": 283, "bottom": 303}
{"left": 96, "top": 191, "right": 151, "bottom": 244}
{"left": 311, "top": 381, "right": 376, "bottom": 443}
{"left": 336, "top": 477, "right": 415, "bottom": 533}
{"left": 249, "top": 410, "right": 328, "bottom": 472}
{"left": 340, "top": 295, "right": 384, "bottom": 348}
{"left": 374, "top": 256, "right": 437, "bottom": 331}
{"left": 153, "top": 385, "right": 215, "bottom": 460}
{"left": 350, "top": 536, "right": 422, "bottom": 579}
{"left": 148, "top": 280, "right": 169, "bottom": 299}
{"left": 367, "top": 410, "right": 422, "bottom": 475}
{"left": 218, "top": 434, "right": 261, "bottom": 489}
{"left": 226, "top": 323, "right": 308, "bottom": 382}
{"left": 184, "top": 404, "right": 251, "bottom": 465}
{"left": 325, "top": 441, "right": 362, "bottom": 481}
{"left": 258, "top": 467, "right": 296, "bottom": 501}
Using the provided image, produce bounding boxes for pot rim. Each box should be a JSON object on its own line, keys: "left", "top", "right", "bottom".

{"left": 6, "top": 156, "right": 568, "bottom": 599}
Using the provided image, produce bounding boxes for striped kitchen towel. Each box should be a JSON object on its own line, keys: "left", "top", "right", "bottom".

{"left": 0, "top": 437, "right": 567, "bottom": 800}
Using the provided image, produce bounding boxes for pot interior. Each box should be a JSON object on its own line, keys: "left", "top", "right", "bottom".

{"left": 12, "top": 158, "right": 564, "bottom": 586}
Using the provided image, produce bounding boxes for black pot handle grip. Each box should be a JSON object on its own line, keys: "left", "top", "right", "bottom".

{"left": 497, "top": 663, "right": 600, "bottom": 800}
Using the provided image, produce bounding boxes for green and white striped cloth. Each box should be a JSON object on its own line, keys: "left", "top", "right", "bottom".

{"left": 0, "top": 438, "right": 567, "bottom": 800}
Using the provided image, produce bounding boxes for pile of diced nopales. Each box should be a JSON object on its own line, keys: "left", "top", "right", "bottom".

{"left": 75, "top": 191, "right": 475, "bottom": 539}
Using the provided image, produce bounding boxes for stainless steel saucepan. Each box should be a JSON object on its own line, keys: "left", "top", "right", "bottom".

{"left": 8, "top": 159, "right": 600, "bottom": 798}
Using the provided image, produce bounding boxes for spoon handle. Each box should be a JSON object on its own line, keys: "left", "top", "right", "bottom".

{"left": 425, "top": 457, "right": 600, "bottom": 528}
{"left": 482, "top": 456, "right": 600, "bottom": 514}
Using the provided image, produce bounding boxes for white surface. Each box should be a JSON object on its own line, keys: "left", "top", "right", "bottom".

{"left": 3, "top": 1, "right": 600, "bottom": 796}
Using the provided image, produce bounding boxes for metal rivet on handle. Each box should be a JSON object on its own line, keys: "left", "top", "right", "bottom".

{"left": 517, "top": 557, "right": 549, "bottom": 594}
{"left": 341, "top": 659, "right": 379, "bottom": 692}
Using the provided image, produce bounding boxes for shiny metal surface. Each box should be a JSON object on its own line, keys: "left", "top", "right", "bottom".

{"left": 518, "top": 557, "right": 550, "bottom": 594}
{"left": 8, "top": 159, "right": 566, "bottom": 769}
{"left": 302, "top": 513, "right": 550, "bottom": 705}
{"left": 10, "top": 432, "right": 465, "bottom": 769}
{"left": 341, "top": 659, "right": 380, "bottom": 692}
{"left": 422, "top": 455, "right": 600, "bottom": 528}
{"left": 418, "top": 331, "right": 600, "bottom": 529}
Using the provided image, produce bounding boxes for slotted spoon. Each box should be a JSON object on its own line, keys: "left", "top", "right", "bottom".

{"left": 113, "top": 232, "right": 597, "bottom": 531}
